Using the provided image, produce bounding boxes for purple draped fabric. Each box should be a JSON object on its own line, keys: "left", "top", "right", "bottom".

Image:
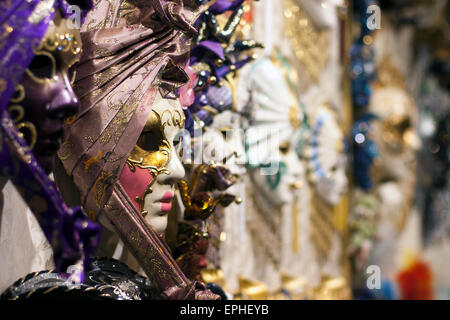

{"left": 209, "top": 0, "right": 245, "bottom": 14}
{"left": 0, "top": 0, "right": 100, "bottom": 280}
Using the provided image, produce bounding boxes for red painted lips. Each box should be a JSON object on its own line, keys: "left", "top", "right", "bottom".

{"left": 160, "top": 191, "right": 174, "bottom": 212}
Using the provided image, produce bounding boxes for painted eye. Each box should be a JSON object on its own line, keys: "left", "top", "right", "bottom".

{"left": 137, "top": 131, "right": 160, "bottom": 152}
{"left": 27, "top": 54, "right": 55, "bottom": 80}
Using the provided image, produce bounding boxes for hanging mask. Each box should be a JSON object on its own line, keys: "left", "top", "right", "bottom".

{"left": 303, "top": 98, "right": 348, "bottom": 205}
{"left": 119, "top": 92, "right": 186, "bottom": 235}
{"left": 244, "top": 57, "right": 307, "bottom": 206}
{"left": 9, "top": 10, "right": 82, "bottom": 173}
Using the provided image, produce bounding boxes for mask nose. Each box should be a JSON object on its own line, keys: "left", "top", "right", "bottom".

{"left": 47, "top": 73, "right": 79, "bottom": 120}
{"left": 158, "top": 147, "right": 186, "bottom": 185}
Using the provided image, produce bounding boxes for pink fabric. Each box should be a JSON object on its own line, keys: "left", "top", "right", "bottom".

{"left": 57, "top": 0, "right": 219, "bottom": 300}
{"left": 179, "top": 65, "right": 198, "bottom": 107}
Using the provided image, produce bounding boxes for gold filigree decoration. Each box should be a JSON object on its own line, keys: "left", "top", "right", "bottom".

{"left": 125, "top": 157, "right": 170, "bottom": 217}
{"left": 37, "top": 32, "right": 81, "bottom": 55}
{"left": 84, "top": 150, "right": 103, "bottom": 173}
{"left": 65, "top": 115, "right": 77, "bottom": 125}
{"left": 93, "top": 170, "right": 116, "bottom": 207}
{"left": 2, "top": 117, "right": 32, "bottom": 164}
{"left": 191, "top": 62, "right": 212, "bottom": 74}
{"left": 57, "top": 141, "right": 73, "bottom": 161}
{"left": 8, "top": 84, "right": 37, "bottom": 149}
{"left": 85, "top": 0, "right": 118, "bottom": 31}
{"left": 16, "top": 122, "right": 37, "bottom": 150}
{"left": 99, "top": 88, "right": 142, "bottom": 145}
{"left": 160, "top": 108, "right": 185, "bottom": 130}
{"left": 127, "top": 229, "right": 143, "bottom": 249}
{"left": 284, "top": 0, "right": 330, "bottom": 83}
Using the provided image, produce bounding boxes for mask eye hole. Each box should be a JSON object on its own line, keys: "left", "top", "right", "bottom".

{"left": 220, "top": 127, "right": 233, "bottom": 140}
{"left": 137, "top": 130, "right": 161, "bottom": 152}
{"left": 68, "top": 64, "right": 77, "bottom": 85}
{"left": 279, "top": 141, "right": 290, "bottom": 155}
{"left": 26, "top": 53, "right": 56, "bottom": 80}
{"left": 173, "top": 134, "right": 182, "bottom": 148}
{"left": 173, "top": 135, "right": 182, "bottom": 156}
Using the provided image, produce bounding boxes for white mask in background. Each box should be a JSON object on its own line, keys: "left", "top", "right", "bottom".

{"left": 369, "top": 86, "right": 420, "bottom": 183}
{"left": 201, "top": 110, "right": 248, "bottom": 200}
{"left": 244, "top": 57, "right": 306, "bottom": 207}
{"left": 303, "top": 101, "right": 348, "bottom": 206}
{"left": 250, "top": 142, "right": 305, "bottom": 207}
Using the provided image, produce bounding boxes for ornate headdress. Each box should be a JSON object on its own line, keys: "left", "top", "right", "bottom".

{"left": 0, "top": 0, "right": 100, "bottom": 279}
{"left": 184, "top": 0, "right": 262, "bottom": 134}
{"left": 57, "top": 0, "right": 218, "bottom": 300}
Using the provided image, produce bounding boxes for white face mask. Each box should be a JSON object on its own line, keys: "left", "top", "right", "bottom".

{"left": 315, "top": 155, "right": 347, "bottom": 205}
{"left": 201, "top": 111, "right": 247, "bottom": 198}
{"left": 244, "top": 57, "right": 307, "bottom": 207}
{"left": 250, "top": 141, "right": 306, "bottom": 207}
{"left": 119, "top": 92, "right": 186, "bottom": 234}
{"left": 369, "top": 86, "right": 419, "bottom": 183}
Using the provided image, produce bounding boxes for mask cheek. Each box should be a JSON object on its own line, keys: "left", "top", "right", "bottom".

{"left": 119, "top": 164, "right": 154, "bottom": 212}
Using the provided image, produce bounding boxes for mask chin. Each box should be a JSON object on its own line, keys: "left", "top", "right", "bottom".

{"left": 251, "top": 169, "right": 289, "bottom": 207}
{"left": 145, "top": 214, "right": 169, "bottom": 235}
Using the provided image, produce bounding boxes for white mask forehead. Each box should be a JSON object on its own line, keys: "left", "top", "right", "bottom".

{"left": 152, "top": 92, "right": 185, "bottom": 142}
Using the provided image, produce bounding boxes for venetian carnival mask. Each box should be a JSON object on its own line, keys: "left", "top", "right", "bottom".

{"left": 201, "top": 111, "right": 247, "bottom": 199}
{"left": 250, "top": 142, "right": 306, "bottom": 207}
{"left": 304, "top": 102, "right": 348, "bottom": 206}
{"left": 370, "top": 87, "right": 419, "bottom": 152}
{"left": 368, "top": 59, "right": 420, "bottom": 184}
{"left": 300, "top": 83, "right": 348, "bottom": 205}
{"left": 8, "top": 10, "right": 81, "bottom": 173}
{"left": 119, "top": 92, "right": 186, "bottom": 235}
{"left": 243, "top": 57, "right": 307, "bottom": 207}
